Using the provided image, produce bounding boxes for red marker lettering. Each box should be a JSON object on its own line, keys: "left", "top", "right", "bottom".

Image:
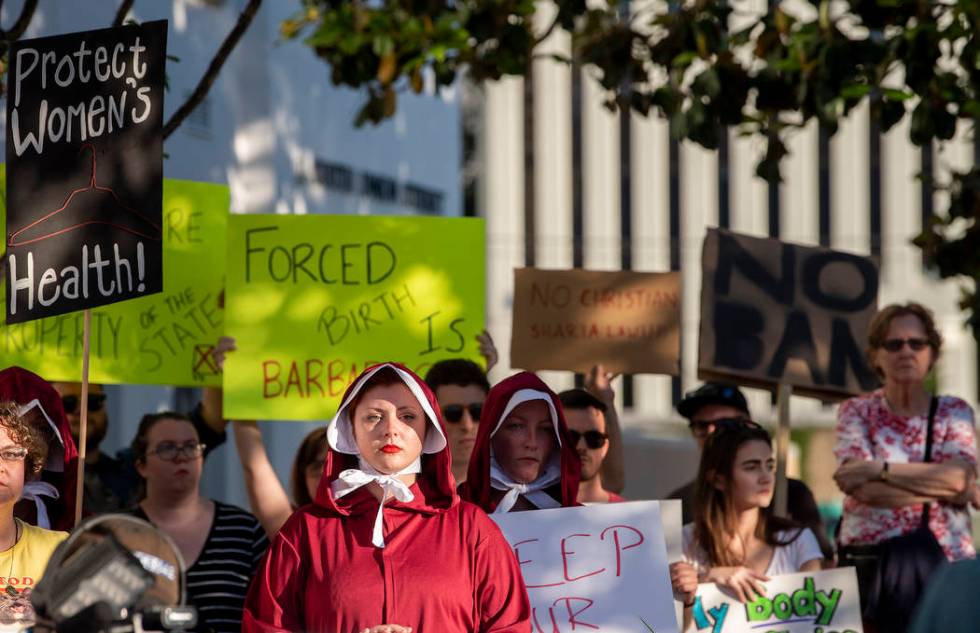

{"left": 560, "top": 533, "right": 605, "bottom": 582}
{"left": 600, "top": 524, "right": 644, "bottom": 576}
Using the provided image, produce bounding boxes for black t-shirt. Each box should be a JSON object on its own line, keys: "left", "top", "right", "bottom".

{"left": 667, "top": 477, "right": 834, "bottom": 560}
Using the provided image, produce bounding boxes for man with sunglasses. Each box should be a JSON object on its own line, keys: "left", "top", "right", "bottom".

{"left": 668, "top": 382, "right": 833, "bottom": 561}
{"left": 559, "top": 389, "right": 623, "bottom": 503}
{"left": 52, "top": 380, "right": 228, "bottom": 515}
{"left": 425, "top": 359, "right": 491, "bottom": 484}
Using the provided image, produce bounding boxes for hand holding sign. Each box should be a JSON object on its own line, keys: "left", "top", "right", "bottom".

{"left": 689, "top": 568, "right": 862, "bottom": 633}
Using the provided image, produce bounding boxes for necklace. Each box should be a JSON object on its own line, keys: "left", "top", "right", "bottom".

{"left": 3, "top": 521, "right": 21, "bottom": 596}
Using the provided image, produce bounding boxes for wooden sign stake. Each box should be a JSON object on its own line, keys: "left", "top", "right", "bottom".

{"left": 773, "top": 383, "right": 793, "bottom": 518}
{"left": 73, "top": 309, "right": 92, "bottom": 526}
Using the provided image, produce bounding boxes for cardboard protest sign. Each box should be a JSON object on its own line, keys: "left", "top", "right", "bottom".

{"left": 491, "top": 501, "right": 680, "bottom": 633}
{"left": 5, "top": 21, "right": 167, "bottom": 324}
{"left": 222, "top": 214, "right": 485, "bottom": 421}
{"left": 1, "top": 179, "right": 228, "bottom": 386}
{"left": 510, "top": 268, "right": 681, "bottom": 375}
{"left": 688, "top": 568, "right": 862, "bottom": 633}
{"left": 699, "top": 229, "right": 879, "bottom": 399}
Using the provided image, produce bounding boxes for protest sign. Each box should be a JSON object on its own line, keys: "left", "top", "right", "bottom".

{"left": 5, "top": 21, "right": 167, "bottom": 324}
{"left": 699, "top": 229, "right": 879, "bottom": 399}
{"left": 1, "top": 178, "right": 228, "bottom": 386}
{"left": 511, "top": 268, "right": 681, "bottom": 375}
{"left": 222, "top": 214, "right": 485, "bottom": 421}
{"left": 491, "top": 501, "right": 680, "bottom": 633}
{"left": 689, "top": 568, "right": 863, "bottom": 633}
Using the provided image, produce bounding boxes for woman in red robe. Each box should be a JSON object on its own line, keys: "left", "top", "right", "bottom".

{"left": 459, "top": 371, "right": 580, "bottom": 513}
{"left": 242, "top": 362, "right": 530, "bottom": 633}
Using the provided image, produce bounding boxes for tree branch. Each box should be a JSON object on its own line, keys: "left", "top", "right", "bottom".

{"left": 113, "top": 0, "right": 135, "bottom": 27}
{"left": 3, "top": 0, "right": 37, "bottom": 41}
{"left": 162, "top": 0, "right": 262, "bottom": 140}
{"left": 534, "top": 14, "right": 562, "bottom": 46}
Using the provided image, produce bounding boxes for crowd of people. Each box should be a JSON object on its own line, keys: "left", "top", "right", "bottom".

{"left": 0, "top": 302, "right": 978, "bottom": 632}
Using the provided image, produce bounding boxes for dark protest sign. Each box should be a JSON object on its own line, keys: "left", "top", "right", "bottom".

{"left": 5, "top": 21, "right": 167, "bottom": 324}
{"left": 510, "top": 268, "right": 681, "bottom": 375}
{"left": 699, "top": 229, "right": 879, "bottom": 399}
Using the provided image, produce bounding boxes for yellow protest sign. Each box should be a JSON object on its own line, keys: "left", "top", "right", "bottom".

{"left": 1, "top": 178, "right": 228, "bottom": 386}
{"left": 222, "top": 214, "right": 486, "bottom": 421}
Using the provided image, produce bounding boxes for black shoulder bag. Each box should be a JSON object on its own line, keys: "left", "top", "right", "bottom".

{"left": 840, "top": 396, "right": 948, "bottom": 633}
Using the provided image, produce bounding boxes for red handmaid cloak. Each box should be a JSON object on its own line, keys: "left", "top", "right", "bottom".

{"left": 242, "top": 362, "right": 531, "bottom": 633}
{"left": 458, "top": 371, "right": 580, "bottom": 513}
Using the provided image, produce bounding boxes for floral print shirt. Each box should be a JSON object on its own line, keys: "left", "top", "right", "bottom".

{"left": 835, "top": 390, "right": 977, "bottom": 561}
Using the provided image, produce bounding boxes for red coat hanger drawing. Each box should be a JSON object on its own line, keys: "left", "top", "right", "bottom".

{"left": 7, "top": 143, "right": 162, "bottom": 248}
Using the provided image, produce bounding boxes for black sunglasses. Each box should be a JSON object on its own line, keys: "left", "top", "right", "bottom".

{"left": 881, "top": 337, "right": 929, "bottom": 353}
{"left": 442, "top": 403, "right": 482, "bottom": 424}
{"left": 61, "top": 393, "right": 107, "bottom": 414}
{"left": 568, "top": 429, "right": 609, "bottom": 449}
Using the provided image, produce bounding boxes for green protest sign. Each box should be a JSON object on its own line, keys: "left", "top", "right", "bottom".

{"left": 1, "top": 178, "right": 228, "bottom": 386}
{"left": 222, "top": 213, "right": 485, "bottom": 421}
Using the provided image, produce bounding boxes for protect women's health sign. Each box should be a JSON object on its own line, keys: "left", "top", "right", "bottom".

{"left": 5, "top": 21, "right": 168, "bottom": 324}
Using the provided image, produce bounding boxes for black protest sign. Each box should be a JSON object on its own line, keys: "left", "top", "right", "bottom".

{"left": 4, "top": 21, "right": 167, "bottom": 324}
{"left": 699, "top": 228, "right": 879, "bottom": 399}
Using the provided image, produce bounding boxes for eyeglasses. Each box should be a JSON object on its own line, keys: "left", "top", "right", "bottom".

{"left": 61, "top": 393, "right": 107, "bottom": 414}
{"left": 881, "top": 337, "right": 930, "bottom": 353}
{"left": 0, "top": 447, "right": 27, "bottom": 463}
{"left": 148, "top": 441, "right": 205, "bottom": 462}
{"left": 442, "top": 403, "right": 482, "bottom": 424}
{"left": 568, "top": 429, "right": 609, "bottom": 449}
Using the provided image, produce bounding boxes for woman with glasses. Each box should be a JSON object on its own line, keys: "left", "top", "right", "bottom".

{"left": 130, "top": 411, "right": 268, "bottom": 633}
{"left": 834, "top": 303, "right": 977, "bottom": 631}
{"left": 0, "top": 402, "right": 69, "bottom": 629}
{"left": 670, "top": 419, "right": 822, "bottom": 610}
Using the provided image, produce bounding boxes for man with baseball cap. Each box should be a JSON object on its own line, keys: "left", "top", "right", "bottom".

{"left": 668, "top": 381, "right": 833, "bottom": 560}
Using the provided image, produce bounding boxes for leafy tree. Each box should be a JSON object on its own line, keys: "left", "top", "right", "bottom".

{"left": 285, "top": 0, "right": 980, "bottom": 329}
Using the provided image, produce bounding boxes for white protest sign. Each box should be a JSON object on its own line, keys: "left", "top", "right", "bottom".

{"left": 491, "top": 501, "right": 679, "bottom": 633}
{"left": 689, "top": 568, "right": 863, "bottom": 633}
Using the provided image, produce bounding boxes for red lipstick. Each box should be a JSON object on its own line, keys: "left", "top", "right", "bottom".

{"left": 380, "top": 444, "right": 402, "bottom": 454}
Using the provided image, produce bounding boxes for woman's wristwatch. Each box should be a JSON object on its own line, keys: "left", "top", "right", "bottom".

{"left": 878, "top": 461, "right": 890, "bottom": 482}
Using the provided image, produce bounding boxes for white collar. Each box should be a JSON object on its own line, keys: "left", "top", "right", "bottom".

{"left": 331, "top": 457, "right": 421, "bottom": 547}
{"left": 489, "top": 456, "right": 562, "bottom": 513}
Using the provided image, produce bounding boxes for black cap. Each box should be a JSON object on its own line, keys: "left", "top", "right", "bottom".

{"left": 558, "top": 388, "right": 608, "bottom": 413}
{"left": 677, "top": 382, "right": 749, "bottom": 420}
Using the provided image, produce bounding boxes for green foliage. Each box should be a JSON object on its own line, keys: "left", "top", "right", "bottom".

{"left": 288, "top": 1, "right": 980, "bottom": 167}
{"left": 289, "top": 0, "right": 980, "bottom": 324}
{"left": 914, "top": 168, "right": 980, "bottom": 333}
